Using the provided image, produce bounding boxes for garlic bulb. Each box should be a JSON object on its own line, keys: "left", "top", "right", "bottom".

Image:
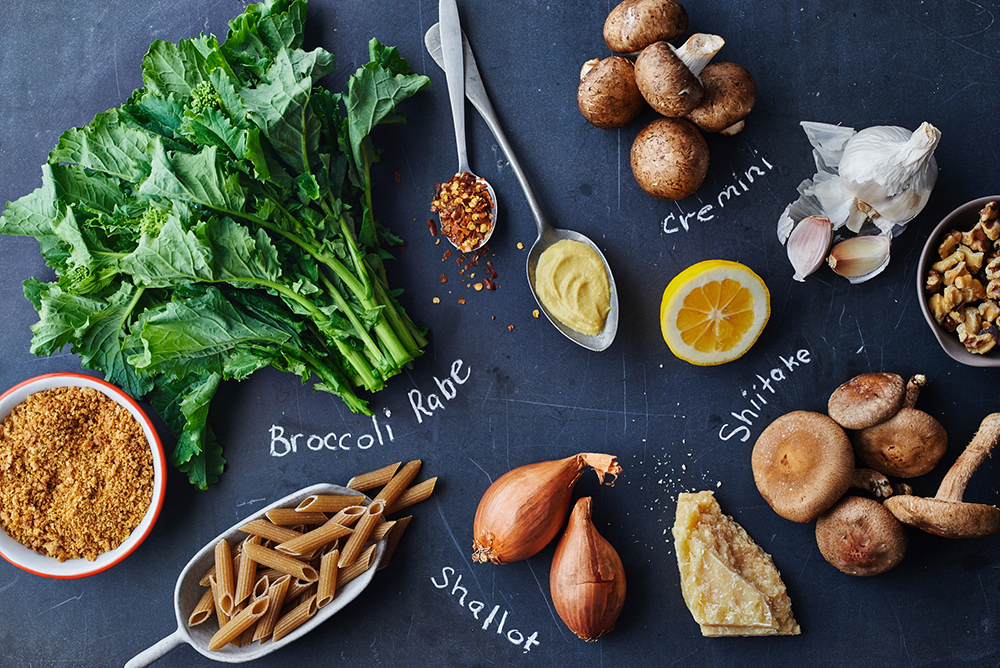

{"left": 777, "top": 120, "right": 940, "bottom": 284}
{"left": 838, "top": 123, "right": 940, "bottom": 231}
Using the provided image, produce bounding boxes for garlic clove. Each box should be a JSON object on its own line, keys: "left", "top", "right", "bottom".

{"left": 827, "top": 235, "right": 892, "bottom": 284}
{"left": 787, "top": 215, "right": 833, "bottom": 282}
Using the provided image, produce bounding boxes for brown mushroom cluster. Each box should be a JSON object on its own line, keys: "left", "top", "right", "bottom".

{"left": 577, "top": 0, "right": 757, "bottom": 201}
{"left": 752, "top": 371, "right": 1000, "bottom": 578}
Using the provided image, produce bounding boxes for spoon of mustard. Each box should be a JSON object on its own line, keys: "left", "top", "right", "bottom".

{"left": 425, "top": 23, "right": 619, "bottom": 351}
{"left": 435, "top": 0, "right": 498, "bottom": 254}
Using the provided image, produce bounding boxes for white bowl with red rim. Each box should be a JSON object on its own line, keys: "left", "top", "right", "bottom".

{"left": 0, "top": 372, "right": 166, "bottom": 578}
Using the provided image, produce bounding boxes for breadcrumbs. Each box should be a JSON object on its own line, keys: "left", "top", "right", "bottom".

{"left": 0, "top": 387, "right": 153, "bottom": 561}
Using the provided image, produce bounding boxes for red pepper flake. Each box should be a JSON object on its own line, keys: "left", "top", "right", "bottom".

{"left": 458, "top": 297, "right": 466, "bottom": 305}
{"left": 485, "top": 280, "right": 496, "bottom": 291}
{"left": 427, "top": 219, "right": 438, "bottom": 237}
{"left": 395, "top": 171, "right": 401, "bottom": 183}
{"left": 508, "top": 324, "right": 514, "bottom": 331}
{"left": 443, "top": 249, "right": 452, "bottom": 260}
{"left": 429, "top": 172, "right": 495, "bottom": 253}
{"left": 440, "top": 274, "right": 448, "bottom": 283}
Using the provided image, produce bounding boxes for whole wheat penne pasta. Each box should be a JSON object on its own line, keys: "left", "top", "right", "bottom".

{"left": 234, "top": 536, "right": 261, "bottom": 604}
{"left": 337, "top": 544, "right": 377, "bottom": 588}
{"left": 329, "top": 505, "right": 366, "bottom": 527}
{"left": 272, "top": 594, "right": 318, "bottom": 642}
{"left": 199, "top": 563, "right": 216, "bottom": 587}
{"left": 274, "top": 521, "right": 352, "bottom": 557}
{"left": 237, "top": 624, "right": 256, "bottom": 648}
{"left": 208, "top": 595, "right": 270, "bottom": 651}
{"left": 346, "top": 461, "right": 401, "bottom": 492}
{"left": 254, "top": 567, "right": 283, "bottom": 584}
{"left": 386, "top": 477, "right": 437, "bottom": 515}
{"left": 370, "top": 519, "right": 396, "bottom": 542}
{"left": 284, "top": 578, "right": 316, "bottom": 602}
{"left": 373, "top": 460, "right": 421, "bottom": 508}
{"left": 316, "top": 549, "right": 340, "bottom": 608}
{"left": 378, "top": 515, "right": 412, "bottom": 571}
{"left": 295, "top": 494, "right": 365, "bottom": 514}
{"left": 252, "top": 574, "right": 290, "bottom": 643}
{"left": 209, "top": 575, "right": 231, "bottom": 626}
{"left": 338, "top": 501, "right": 384, "bottom": 568}
{"left": 266, "top": 508, "right": 329, "bottom": 525}
{"left": 214, "top": 540, "right": 235, "bottom": 616}
{"left": 243, "top": 543, "right": 318, "bottom": 582}
{"left": 188, "top": 588, "right": 216, "bottom": 626}
{"left": 251, "top": 574, "right": 270, "bottom": 601}
{"left": 240, "top": 519, "right": 302, "bottom": 544}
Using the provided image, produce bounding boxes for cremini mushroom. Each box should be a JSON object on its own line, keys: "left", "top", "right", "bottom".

{"left": 578, "top": 57, "right": 645, "bottom": 130}
{"left": 827, "top": 372, "right": 907, "bottom": 430}
{"left": 603, "top": 0, "right": 688, "bottom": 54}
{"left": 685, "top": 62, "right": 756, "bottom": 135}
{"left": 854, "top": 407, "right": 948, "bottom": 478}
{"left": 815, "top": 496, "right": 908, "bottom": 576}
{"left": 752, "top": 411, "right": 854, "bottom": 523}
{"left": 885, "top": 413, "right": 1000, "bottom": 538}
{"left": 630, "top": 117, "right": 709, "bottom": 200}
{"left": 634, "top": 34, "right": 725, "bottom": 117}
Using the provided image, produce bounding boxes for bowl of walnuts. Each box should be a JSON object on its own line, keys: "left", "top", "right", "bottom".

{"left": 918, "top": 195, "right": 1000, "bottom": 367}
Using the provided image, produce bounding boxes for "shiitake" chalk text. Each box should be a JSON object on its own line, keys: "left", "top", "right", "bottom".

{"left": 717, "top": 348, "right": 813, "bottom": 443}
{"left": 431, "top": 566, "right": 541, "bottom": 654}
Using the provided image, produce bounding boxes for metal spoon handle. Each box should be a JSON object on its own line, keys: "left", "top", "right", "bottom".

{"left": 425, "top": 23, "right": 549, "bottom": 237}
{"left": 438, "top": 0, "right": 469, "bottom": 173}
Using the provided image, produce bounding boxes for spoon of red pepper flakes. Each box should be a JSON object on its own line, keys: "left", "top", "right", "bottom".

{"left": 433, "top": 0, "right": 497, "bottom": 254}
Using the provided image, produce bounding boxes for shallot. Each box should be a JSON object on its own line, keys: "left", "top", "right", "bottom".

{"left": 550, "top": 497, "right": 626, "bottom": 641}
{"left": 472, "top": 454, "right": 621, "bottom": 564}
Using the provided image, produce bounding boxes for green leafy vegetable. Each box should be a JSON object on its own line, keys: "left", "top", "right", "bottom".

{"left": 0, "top": 0, "right": 429, "bottom": 488}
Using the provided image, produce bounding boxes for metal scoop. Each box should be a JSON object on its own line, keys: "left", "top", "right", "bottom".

{"left": 436, "top": 0, "right": 498, "bottom": 253}
{"left": 425, "top": 23, "right": 619, "bottom": 351}
{"left": 125, "top": 484, "right": 384, "bottom": 666}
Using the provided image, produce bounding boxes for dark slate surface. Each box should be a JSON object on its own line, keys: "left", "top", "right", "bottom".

{"left": 1, "top": 1, "right": 999, "bottom": 666}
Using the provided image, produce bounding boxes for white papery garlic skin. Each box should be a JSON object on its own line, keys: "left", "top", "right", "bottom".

{"left": 838, "top": 122, "right": 940, "bottom": 232}
{"left": 787, "top": 215, "right": 833, "bottom": 282}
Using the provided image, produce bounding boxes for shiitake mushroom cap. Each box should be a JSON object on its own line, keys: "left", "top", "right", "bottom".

{"left": 828, "top": 372, "right": 906, "bottom": 430}
{"left": 853, "top": 407, "right": 948, "bottom": 478}
{"left": 752, "top": 411, "right": 854, "bottom": 523}
{"left": 815, "top": 496, "right": 907, "bottom": 576}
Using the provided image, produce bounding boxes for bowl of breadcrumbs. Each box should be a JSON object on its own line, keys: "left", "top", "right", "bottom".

{"left": 0, "top": 373, "right": 166, "bottom": 578}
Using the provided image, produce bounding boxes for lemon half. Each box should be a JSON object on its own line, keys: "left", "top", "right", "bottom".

{"left": 660, "top": 260, "right": 770, "bottom": 366}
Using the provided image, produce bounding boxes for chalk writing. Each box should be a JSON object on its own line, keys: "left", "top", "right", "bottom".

{"left": 718, "top": 349, "right": 813, "bottom": 443}
{"left": 431, "top": 566, "right": 540, "bottom": 654}
{"left": 269, "top": 415, "right": 394, "bottom": 457}
{"left": 662, "top": 154, "right": 775, "bottom": 234}
{"left": 409, "top": 359, "right": 471, "bottom": 424}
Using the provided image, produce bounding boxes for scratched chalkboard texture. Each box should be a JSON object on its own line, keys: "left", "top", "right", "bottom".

{"left": 0, "top": 0, "right": 999, "bottom": 666}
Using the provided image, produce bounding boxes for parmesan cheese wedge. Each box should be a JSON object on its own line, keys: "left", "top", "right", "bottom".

{"left": 673, "top": 491, "right": 800, "bottom": 636}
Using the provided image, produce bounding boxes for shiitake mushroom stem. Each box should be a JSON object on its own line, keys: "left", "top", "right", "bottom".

{"left": 903, "top": 374, "right": 926, "bottom": 409}
{"left": 885, "top": 413, "right": 1000, "bottom": 539}
{"left": 851, "top": 468, "right": 894, "bottom": 499}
